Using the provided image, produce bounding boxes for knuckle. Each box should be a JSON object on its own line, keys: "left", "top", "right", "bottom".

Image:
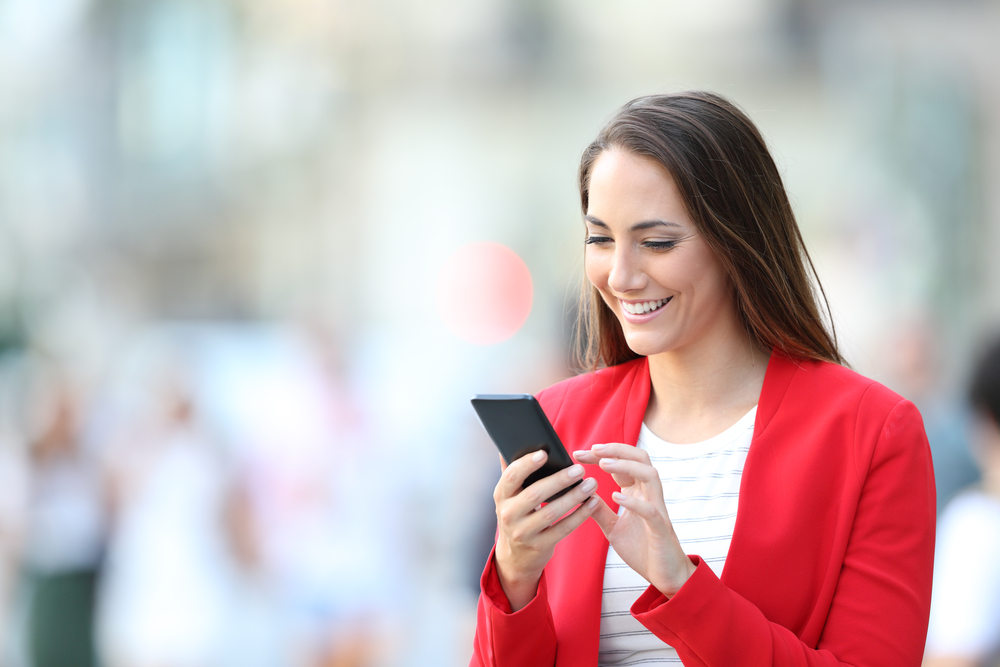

{"left": 539, "top": 505, "right": 558, "bottom": 525}
{"left": 560, "top": 511, "right": 584, "bottom": 532}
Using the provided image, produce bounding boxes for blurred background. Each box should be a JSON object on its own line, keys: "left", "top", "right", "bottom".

{"left": 0, "top": 0, "right": 999, "bottom": 665}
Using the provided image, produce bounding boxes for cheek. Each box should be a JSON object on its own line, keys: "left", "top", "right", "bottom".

{"left": 584, "top": 250, "right": 609, "bottom": 288}
{"left": 685, "top": 244, "right": 730, "bottom": 297}
{"left": 694, "top": 261, "right": 734, "bottom": 315}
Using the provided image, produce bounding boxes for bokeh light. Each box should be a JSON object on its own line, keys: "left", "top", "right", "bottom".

{"left": 435, "top": 242, "right": 533, "bottom": 346}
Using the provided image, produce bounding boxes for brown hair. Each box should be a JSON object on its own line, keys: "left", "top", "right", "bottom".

{"left": 575, "top": 91, "right": 843, "bottom": 370}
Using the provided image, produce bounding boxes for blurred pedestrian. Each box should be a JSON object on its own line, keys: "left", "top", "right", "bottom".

{"left": 98, "top": 375, "right": 233, "bottom": 667}
{"left": 22, "top": 372, "right": 106, "bottom": 667}
{"left": 883, "top": 318, "right": 979, "bottom": 513}
{"left": 924, "top": 337, "right": 1000, "bottom": 667}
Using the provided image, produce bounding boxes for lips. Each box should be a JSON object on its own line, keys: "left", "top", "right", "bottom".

{"left": 617, "top": 296, "right": 672, "bottom": 322}
{"left": 621, "top": 297, "right": 670, "bottom": 315}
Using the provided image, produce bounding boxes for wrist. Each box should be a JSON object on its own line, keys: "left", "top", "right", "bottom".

{"left": 494, "top": 553, "right": 543, "bottom": 612}
{"left": 655, "top": 556, "right": 697, "bottom": 599}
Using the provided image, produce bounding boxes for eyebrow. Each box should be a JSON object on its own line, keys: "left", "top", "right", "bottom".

{"left": 584, "top": 215, "right": 682, "bottom": 231}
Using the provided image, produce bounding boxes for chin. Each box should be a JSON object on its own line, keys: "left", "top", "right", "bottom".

{"left": 621, "top": 332, "right": 674, "bottom": 358}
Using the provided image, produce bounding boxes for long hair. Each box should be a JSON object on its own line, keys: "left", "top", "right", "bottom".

{"left": 575, "top": 91, "right": 843, "bottom": 370}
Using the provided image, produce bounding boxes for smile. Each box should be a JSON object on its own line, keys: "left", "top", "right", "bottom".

{"left": 620, "top": 297, "right": 671, "bottom": 315}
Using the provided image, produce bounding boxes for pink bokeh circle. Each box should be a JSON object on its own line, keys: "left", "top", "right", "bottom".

{"left": 435, "top": 242, "right": 533, "bottom": 345}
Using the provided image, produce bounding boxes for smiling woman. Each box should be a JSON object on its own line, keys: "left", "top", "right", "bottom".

{"left": 469, "top": 92, "right": 935, "bottom": 667}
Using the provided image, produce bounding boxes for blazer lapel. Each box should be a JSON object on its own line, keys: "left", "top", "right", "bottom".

{"left": 720, "top": 350, "right": 798, "bottom": 597}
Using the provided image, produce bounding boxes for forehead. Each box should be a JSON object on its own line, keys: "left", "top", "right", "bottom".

{"left": 586, "top": 149, "right": 690, "bottom": 225}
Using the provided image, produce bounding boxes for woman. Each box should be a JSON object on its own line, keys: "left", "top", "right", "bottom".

{"left": 471, "top": 92, "right": 935, "bottom": 667}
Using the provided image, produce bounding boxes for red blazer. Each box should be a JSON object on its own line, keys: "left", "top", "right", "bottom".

{"left": 471, "top": 352, "right": 935, "bottom": 666}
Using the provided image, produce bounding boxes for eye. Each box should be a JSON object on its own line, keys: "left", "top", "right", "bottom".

{"left": 643, "top": 240, "right": 677, "bottom": 250}
{"left": 585, "top": 235, "right": 612, "bottom": 246}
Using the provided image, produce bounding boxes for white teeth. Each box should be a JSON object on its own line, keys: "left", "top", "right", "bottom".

{"left": 622, "top": 298, "right": 667, "bottom": 315}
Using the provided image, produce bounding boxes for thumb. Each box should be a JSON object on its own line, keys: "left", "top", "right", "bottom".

{"left": 590, "top": 495, "right": 618, "bottom": 538}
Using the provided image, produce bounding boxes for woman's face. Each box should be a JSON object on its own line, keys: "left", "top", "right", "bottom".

{"left": 584, "top": 149, "right": 736, "bottom": 358}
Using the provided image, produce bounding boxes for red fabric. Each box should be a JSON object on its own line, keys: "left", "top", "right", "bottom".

{"left": 469, "top": 352, "right": 936, "bottom": 667}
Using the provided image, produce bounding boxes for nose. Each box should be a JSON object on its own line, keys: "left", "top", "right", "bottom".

{"left": 607, "top": 245, "right": 646, "bottom": 294}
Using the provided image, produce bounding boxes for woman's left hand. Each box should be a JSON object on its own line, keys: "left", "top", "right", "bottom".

{"left": 574, "top": 443, "right": 696, "bottom": 598}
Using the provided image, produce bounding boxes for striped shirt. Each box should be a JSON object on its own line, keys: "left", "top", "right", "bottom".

{"left": 597, "top": 406, "right": 756, "bottom": 666}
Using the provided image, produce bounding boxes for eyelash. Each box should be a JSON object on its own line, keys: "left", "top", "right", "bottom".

{"left": 585, "top": 236, "right": 677, "bottom": 251}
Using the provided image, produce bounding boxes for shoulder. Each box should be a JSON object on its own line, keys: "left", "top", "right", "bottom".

{"left": 769, "top": 355, "right": 930, "bottom": 486}
{"left": 774, "top": 355, "right": 915, "bottom": 426}
{"left": 536, "top": 358, "right": 645, "bottom": 408}
{"left": 784, "top": 356, "right": 900, "bottom": 404}
{"left": 535, "top": 358, "right": 648, "bottom": 432}
{"left": 763, "top": 353, "right": 928, "bottom": 463}
{"left": 537, "top": 358, "right": 645, "bottom": 400}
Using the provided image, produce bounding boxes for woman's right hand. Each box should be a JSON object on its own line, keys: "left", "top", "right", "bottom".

{"left": 493, "top": 450, "right": 600, "bottom": 611}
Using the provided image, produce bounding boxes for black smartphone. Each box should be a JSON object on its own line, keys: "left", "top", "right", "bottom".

{"left": 471, "top": 394, "right": 581, "bottom": 502}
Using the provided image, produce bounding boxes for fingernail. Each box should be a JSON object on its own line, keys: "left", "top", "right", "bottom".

{"left": 599, "top": 458, "right": 615, "bottom": 467}
{"left": 573, "top": 450, "right": 589, "bottom": 457}
{"left": 567, "top": 464, "right": 584, "bottom": 478}
{"left": 592, "top": 444, "right": 606, "bottom": 451}
{"left": 587, "top": 496, "right": 599, "bottom": 508}
{"left": 612, "top": 491, "right": 626, "bottom": 502}
{"left": 581, "top": 478, "right": 597, "bottom": 493}
{"left": 531, "top": 451, "right": 546, "bottom": 463}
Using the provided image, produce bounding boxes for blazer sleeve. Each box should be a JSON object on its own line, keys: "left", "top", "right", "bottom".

{"left": 629, "top": 398, "right": 936, "bottom": 666}
{"left": 470, "top": 546, "right": 558, "bottom": 667}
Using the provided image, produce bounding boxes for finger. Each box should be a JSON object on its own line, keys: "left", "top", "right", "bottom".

{"left": 495, "top": 449, "right": 549, "bottom": 502}
{"left": 510, "top": 463, "right": 587, "bottom": 516}
{"left": 589, "top": 495, "right": 619, "bottom": 539}
{"left": 605, "top": 469, "right": 637, "bottom": 488}
{"left": 595, "top": 457, "right": 637, "bottom": 488}
{"left": 497, "top": 473, "right": 593, "bottom": 551}
{"left": 499, "top": 452, "right": 508, "bottom": 472}
{"left": 612, "top": 491, "right": 660, "bottom": 521}
{"left": 590, "top": 442, "right": 652, "bottom": 465}
{"left": 523, "top": 476, "right": 598, "bottom": 531}
{"left": 538, "top": 494, "right": 601, "bottom": 546}
{"left": 598, "top": 457, "right": 660, "bottom": 485}
{"left": 572, "top": 443, "right": 627, "bottom": 463}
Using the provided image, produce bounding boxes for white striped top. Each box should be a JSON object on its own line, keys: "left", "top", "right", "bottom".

{"left": 597, "top": 406, "right": 756, "bottom": 666}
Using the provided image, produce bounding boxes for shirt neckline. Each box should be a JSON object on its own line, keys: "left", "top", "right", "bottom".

{"left": 639, "top": 405, "right": 757, "bottom": 457}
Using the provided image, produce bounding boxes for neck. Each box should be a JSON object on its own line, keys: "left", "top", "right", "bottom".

{"left": 644, "top": 329, "right": 769, "bottom": 444}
